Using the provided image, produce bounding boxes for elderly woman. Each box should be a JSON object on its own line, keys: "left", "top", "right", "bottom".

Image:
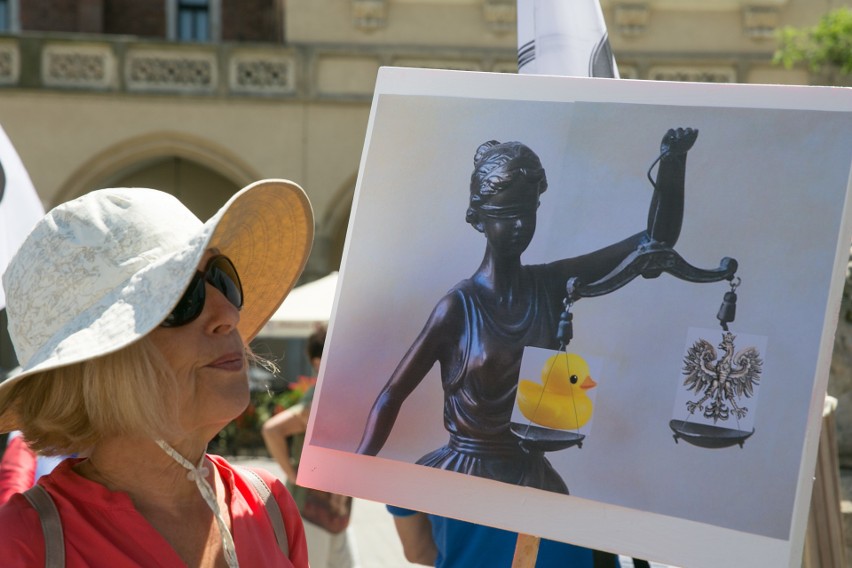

{"left": 0, "top": 180, "right": 313, "bottom": 567}
{"left": 357, "top": 129, "right": 698, "bottom": 495}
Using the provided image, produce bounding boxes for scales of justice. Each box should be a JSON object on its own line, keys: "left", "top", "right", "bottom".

{"left": 513, "top": 142, "right": 760, "bottom": 453}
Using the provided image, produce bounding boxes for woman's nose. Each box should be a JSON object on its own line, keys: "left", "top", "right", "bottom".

{"left": 203, "top": 283, "right": 240, "bottom": 333}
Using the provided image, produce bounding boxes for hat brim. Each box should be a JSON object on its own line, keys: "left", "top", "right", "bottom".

{"left": 207, "top": 179, "right": 314, "bottom": 342}
{"left": 0, "top": 179, "right": 313, "bottom": 432}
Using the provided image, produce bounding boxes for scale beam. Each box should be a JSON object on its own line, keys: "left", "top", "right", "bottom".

{"left": 566, "top": 242, "right": 738, "bottom": 301}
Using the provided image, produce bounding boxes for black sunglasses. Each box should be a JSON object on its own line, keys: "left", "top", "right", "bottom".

{"left": 161, "top": 255, "right": 243, "bottom": 327}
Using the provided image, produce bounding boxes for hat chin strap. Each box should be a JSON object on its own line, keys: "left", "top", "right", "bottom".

{"left": 156, "top": 439, "right": 239, "bottom": 568}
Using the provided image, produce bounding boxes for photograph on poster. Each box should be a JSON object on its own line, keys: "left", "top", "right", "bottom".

{"left": 301, "top": 69, "right": 852, "bottom": 566}
{"left": 512, "top": 347, "right": 605, "bottom": 437}
{"left": 670, "top": 327, "right": 767, "bottom": 448}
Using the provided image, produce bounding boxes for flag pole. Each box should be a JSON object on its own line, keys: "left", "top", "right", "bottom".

{"left": 511, "top": 533, "right": 541, "bottom": 568}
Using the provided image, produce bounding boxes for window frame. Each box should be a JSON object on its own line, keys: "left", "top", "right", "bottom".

{"left": 0, "top": 0, "right": 21, "bottom": 33}
{"left": 166, "top": 0, "right": 221, "bottom": 42}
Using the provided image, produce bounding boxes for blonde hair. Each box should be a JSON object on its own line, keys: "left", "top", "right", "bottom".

{"left": 4, "top": 337, "right": 180, "bottom": 456}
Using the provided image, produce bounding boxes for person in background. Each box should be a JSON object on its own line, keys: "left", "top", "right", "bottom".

{"left": 0, "top": 369, "right": 67, "bottom": 506}
{"left": 263, "top": 325, "right": 357, "bottom": 568}
{"left": 0, "top": 430, "right": 65, "bottom": 505}
{"left": 0, "top": 180, "right": 313, "bottom": 567}
{"left": 387, "top": 505, "right": 622, "bottom": 568}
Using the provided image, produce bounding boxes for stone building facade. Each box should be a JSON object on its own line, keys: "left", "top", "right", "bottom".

{"left": 0, "top": 0, "right": 850, "bottom": 555}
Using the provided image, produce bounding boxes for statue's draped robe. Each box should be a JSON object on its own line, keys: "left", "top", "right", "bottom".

{"left": 416, "top": 264, "right": 570, "bottom": 494}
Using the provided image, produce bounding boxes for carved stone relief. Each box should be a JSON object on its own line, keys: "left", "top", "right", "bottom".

{"left": 614, "top": 4, "right": 650, "bottom": 37}
{"left": 229, "top": 53, "right": 295, "bottom": 95}
{"left": 392, "top": 57, "right": 482, "bottom": 71}
{"left": 742, "top": 6, "right": 780, "bottom": 39}
{"left": 126, "top": 50, "right": 217, "bottom": 94}
{"left": 352, "top": 0, "right": 388, "bottom": 31}
{"left": 648, "top": 66, "right": 736, "bottom": 83}
{"left": 42, "top": 44, "right": 114, "bottom": 89}
{"left": 0, "top": 43, "right": 19, "bottom": 86}
{"left": 483, "top": 0, "right": 516, "bottom": 33}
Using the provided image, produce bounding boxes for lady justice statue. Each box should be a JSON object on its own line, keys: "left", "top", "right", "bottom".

{"left": 357, "top": 128, "right": 722, "bottom": 494}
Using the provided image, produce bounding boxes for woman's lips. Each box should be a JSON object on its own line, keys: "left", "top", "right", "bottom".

{"left": 208, "top": 353, "right": 244, "bottom": 371}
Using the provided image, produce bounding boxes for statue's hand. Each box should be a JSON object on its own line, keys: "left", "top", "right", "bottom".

{"left": 660, "top": 127, "right": 698, "bottom": 157}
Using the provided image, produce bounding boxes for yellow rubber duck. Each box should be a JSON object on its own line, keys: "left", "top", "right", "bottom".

{"left": 517, "top": 353, "right": 597, "bottom": 430}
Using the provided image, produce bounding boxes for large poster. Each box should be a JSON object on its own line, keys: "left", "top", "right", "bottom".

{"left": 300, "top": 68, "right": 852, "bottom": 567}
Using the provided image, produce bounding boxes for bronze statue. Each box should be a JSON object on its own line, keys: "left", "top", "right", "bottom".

{"left": 357, "top": 128, "right": 701, "bottom": 494}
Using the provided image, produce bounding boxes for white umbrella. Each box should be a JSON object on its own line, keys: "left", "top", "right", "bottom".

{"left": 259, "top": 271, "right": 338, "bottom": 338}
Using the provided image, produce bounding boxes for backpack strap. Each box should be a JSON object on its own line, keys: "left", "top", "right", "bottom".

{"left": 237, "top": 466, "right": 289, "bottom": 558}
{"left": 23, "top": 484, "right": 65, "bottom": 568}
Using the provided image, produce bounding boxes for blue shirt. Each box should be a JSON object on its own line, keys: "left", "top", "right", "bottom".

{"left": 387, "top": 505, "right": 610, "bottom": 568}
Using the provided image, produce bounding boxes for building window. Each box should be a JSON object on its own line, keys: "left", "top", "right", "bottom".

{"left": 167, "top": 0, "right": 220, "bottom": 42}
{"left": 0, "top": 0, "right": 19, "bottom": 33}
{"left": 178, "top": 0, "right": 209, "bottom": 41}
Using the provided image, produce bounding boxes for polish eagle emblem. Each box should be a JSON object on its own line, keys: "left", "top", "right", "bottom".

{"left": 682, "top": 332, "right": 763, "bottom": 423}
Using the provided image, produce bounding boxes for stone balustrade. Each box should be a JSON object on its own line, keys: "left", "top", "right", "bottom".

{"left": 0, "top": 32, "right": 791, "bottom": 100}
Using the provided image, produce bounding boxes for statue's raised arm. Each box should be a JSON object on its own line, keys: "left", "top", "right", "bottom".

{"left": 564, "top": 126, "right": 737, "bottom": 306}
{"left": 646, "top": 127, "right": 698, "bottom": 246}
{"left": 548, "top": 127, "right": 699, "bottom": 289}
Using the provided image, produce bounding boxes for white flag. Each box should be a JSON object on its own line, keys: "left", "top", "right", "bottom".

{"left": 0, "top": 125, "right": 44, "bottom": 309}
{"left": 517, "top": 0, "right": 618, "bottom": 78}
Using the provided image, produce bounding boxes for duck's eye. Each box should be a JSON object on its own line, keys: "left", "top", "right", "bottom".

{"left": 570, "top": 375, "right": 578, "bottom": 384}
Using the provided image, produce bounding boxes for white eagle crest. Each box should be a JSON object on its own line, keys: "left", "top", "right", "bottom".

{"left": 682, "top": 332, "right": 763, "bottom": 423}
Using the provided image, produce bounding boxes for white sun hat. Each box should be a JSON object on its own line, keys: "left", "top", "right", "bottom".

{"left": 0, "top": 179, "right": 313, "bottom": 433}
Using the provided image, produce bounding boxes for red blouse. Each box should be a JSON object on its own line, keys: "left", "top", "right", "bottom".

{"left": 0, "top": 454, "right": 309, "bottom": 567}
{"left": 0, "top": 434, "right": 37, "bottom": 506}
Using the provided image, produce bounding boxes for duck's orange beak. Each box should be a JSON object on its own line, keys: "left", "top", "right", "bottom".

{"left": 580, "top": 376, "right": 597, "bottom": 390}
